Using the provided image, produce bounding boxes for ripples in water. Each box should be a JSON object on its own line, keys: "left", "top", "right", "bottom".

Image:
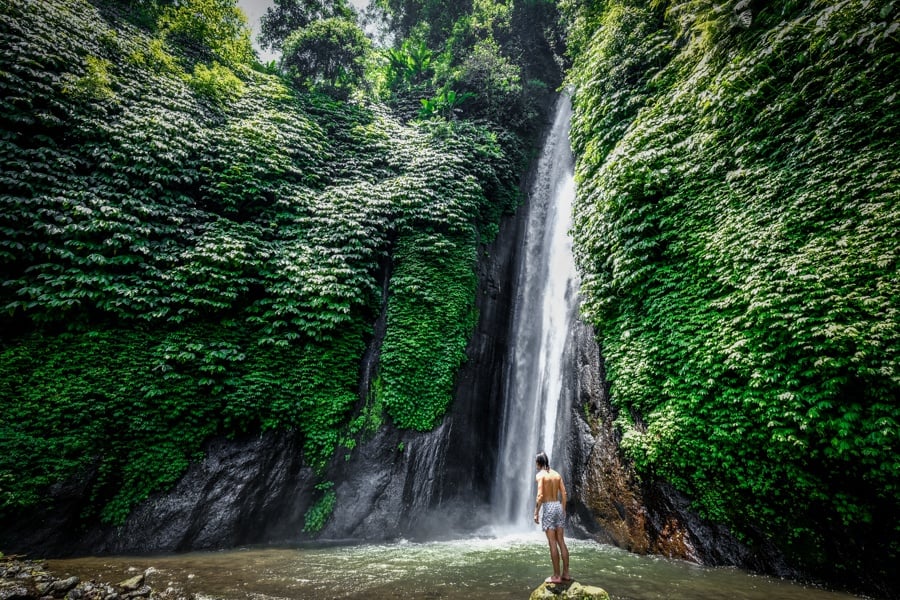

{"left": 49, "top": 533, "right": 867, "bottom": 600}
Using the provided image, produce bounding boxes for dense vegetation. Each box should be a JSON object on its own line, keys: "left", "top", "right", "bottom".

{"left": 0, "top": 0, "right": 531, "bottom": 527}
{"left": 564, "top": 0, "right": 898, "bottom": 591}
{"left": 3, "top": 0, "right": 897, "bottom": 594}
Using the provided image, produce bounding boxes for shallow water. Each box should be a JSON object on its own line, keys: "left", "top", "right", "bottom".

{"left": 48, "top": 533, "right": 866, "bottom": 600}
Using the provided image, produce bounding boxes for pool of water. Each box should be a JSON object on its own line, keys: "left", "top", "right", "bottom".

{"left": 49, "top": 533, "right": 867, "bottom": 599}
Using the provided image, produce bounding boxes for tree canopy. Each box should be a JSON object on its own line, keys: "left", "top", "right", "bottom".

{"left": 258, "top": 0, "right": 356, "bottom": 51}
{"left": 282, "top": 16, "right": 371, "bottom": 95}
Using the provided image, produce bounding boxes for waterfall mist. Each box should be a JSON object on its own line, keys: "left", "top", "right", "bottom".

{"left": 492, "top": 94, "right": 580, "bottom": 530}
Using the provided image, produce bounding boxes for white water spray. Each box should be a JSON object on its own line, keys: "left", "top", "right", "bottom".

{"left": 492, "top": 94, "right": 580, "bottom": 530}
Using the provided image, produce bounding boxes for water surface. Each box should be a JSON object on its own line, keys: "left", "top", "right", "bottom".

{"left": 49, "top": 533, "right": 866, "bottom": 599}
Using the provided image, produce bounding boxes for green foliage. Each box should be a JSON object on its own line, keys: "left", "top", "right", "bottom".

{"left": 0, "top": 0, "right": 520, "bottom": 525}
{"left": 385, "top": 38, "right": 434, "bottom": 90}
{"left": 302, "top": 481, "right": 336, "bottom": 532}
{"left": 379, "top": 231, "right": 479, "bottom": 430}
{"left": 188, "top": 61, "right": 246, "bottom": 102}
{"left": 375, "top": 0, "right": 471, "bottom": 42}
{"left": 281, "top": 17, "right": 371, "bottom": 96}
{"left": 258, "top": 0, "right": 356, "bottom": 52}
{"left": 418, "top": 89, "right": 474, "bottom": 119}
{"left": 61, "top": 55, "right": 116, "bottom": 101}
{"left": 0, "top": 323, "right": 366, "bottom": 521}
{"left": 157, "top": 0, "right": 254, "bottom": 67}
{"left": 421, "top": 0, "right": 521, "bottom": 126}
{"left": 374, "top": 117, "right": 521, "bottom": 430}
{"left": 127, "top": 38, "right": 184, "bottom": 76}
{"left": 375, "top": 0, "right": 563, "bottom": 135}
{"left": 566, "top": 0, "right": 899, "bottom": 585}
{"left": 444, "top": 35, "right": 523, "bottom": 123}
{"left": 346, "top": 376, "right": 384, "bottom": 441}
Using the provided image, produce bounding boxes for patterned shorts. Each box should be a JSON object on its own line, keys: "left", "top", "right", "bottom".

{"left": 540, "top": 501, "right": 565, "bottom": 531}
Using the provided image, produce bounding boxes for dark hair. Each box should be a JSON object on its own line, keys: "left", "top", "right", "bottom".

{"left": 536, "top": 451, "right": 549, "bottom": 469}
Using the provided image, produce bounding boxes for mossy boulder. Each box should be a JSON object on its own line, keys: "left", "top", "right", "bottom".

{"left": 529, "top": 580, "right": 610, "bottom": 600}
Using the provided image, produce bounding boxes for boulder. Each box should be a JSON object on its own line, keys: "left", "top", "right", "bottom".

{"left": 117, "top": 575, "right": 144, "bottom": 592}
{"left": 0, "top": 582, "right": 33, "bottom": 600}
{"left": 529, "top": 580, "right": 610, "bottom": 600}
{"left": 40, "top": 576, "right": 79, "bottom": 597}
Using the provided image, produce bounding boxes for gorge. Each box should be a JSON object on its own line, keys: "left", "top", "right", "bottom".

{"left": 2, "top": 86, "right": 847, "bottom": 600}
{"left": 1, "top": 0, "right": 897, "bottom": 598}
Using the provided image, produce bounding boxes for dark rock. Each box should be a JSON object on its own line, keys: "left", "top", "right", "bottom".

{"left": 0, "top": 431, "right": 317, "bottom": 555}
{"left": 51, "top": 576, "right": 79, "bottom": 596}
{"left": 0, "top": 583, "right": 33, "bottom": 600}
{"left": 323, "top": 200, "right": 528, "bottom": 541}
{"left": 108, "top": 431, "right": 316, "bottom": 553}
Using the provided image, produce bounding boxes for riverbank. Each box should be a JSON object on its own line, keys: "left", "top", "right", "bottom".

{"left": 0, "top": 554, "right": 193, "bottom": 600}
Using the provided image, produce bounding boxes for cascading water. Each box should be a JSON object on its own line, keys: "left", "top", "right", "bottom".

{"left": 493, "top": 94, "right": 580, "bottom": 529}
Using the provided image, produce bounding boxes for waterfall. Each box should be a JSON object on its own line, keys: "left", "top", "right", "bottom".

{"left": 493, "top": 94, "right": 580, "bottom": 529}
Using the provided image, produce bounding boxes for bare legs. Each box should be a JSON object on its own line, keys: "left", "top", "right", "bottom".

{"left": 544, "top": 527, "right": 570, "bottom": 582}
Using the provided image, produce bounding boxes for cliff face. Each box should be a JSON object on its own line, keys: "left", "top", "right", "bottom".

{"left": 321, "top": 207, "right": 525, "bottom": 540}
{"left": 565, "top": 319, "right": 792, "bottom": 577}
{"left": 0, "top": 0, "right": 523, "bottom": 551}
{"left": 5, "top": 3, "right": 893, "bottom": 596}
{"left": 563, "top": 0, "right": 898, "bottom": 596}
{"left": 1, "top": 433, "right": 314, "bottom": 554}
{"left": 0, "top": 174, "right": 526, "bottom": 555}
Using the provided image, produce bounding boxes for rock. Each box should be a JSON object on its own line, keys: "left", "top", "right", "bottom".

{"left": 45, "top": 576, "right": 79, "bottom": 597}
{"left": 125, "top": 585, "right": 151, "bottom": 598}
{"left": 529, "top": 581, "right": 610, "bottom": 600}
{"left": 1, "top": 559, "right": 192, "bottom": 600}
{"left": 116, "top": 575, "right": 143, "bottom": 592}
{"left": 0, "top": 583, "right": 33, "bottom": 600}
{"left": 732, "top": 0, "right": 753, "bottom": 27}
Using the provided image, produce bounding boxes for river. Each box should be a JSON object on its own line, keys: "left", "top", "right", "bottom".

{"left": 48, "top": 532, "right": 865, "bottom": 599}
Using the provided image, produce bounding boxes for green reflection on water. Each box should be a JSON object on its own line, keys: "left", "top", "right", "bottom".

{"left": 49, "top": 534, "right": 864, "bottom": 600}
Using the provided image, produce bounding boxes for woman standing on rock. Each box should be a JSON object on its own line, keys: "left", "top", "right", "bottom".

{"left": 533, "top": 451, "right": 571, "bottom": 584}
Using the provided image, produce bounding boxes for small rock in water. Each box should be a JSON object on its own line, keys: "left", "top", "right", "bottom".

{"left": 529, "top": 580, "right": 610, "bottom": 600}
{"left": 117, "top": 575, "right": 144, "bottom": 592}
